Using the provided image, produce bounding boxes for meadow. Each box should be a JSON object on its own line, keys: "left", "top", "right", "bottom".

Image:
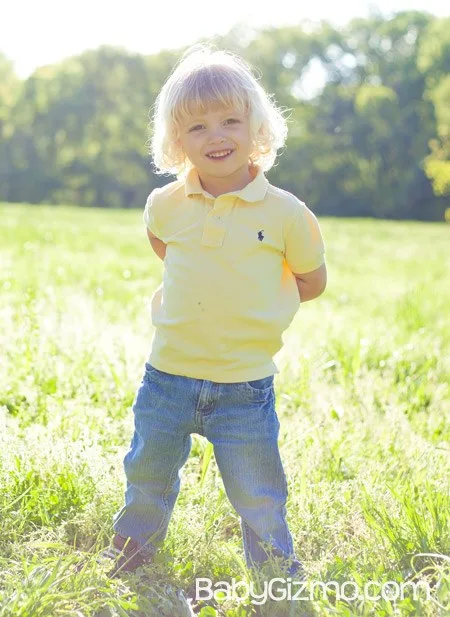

{"left": 0, "top": 203, "right": 449, "bottom": 617}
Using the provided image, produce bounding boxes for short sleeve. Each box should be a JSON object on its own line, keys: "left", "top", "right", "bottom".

{"left": 143, "top": 189, "right": 163, "bottom": 239}
{"left": 284, "top": 202, "right": 325, "bottom": 274}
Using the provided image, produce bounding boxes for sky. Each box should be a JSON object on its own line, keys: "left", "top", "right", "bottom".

{"left": 1, "top": 0, "right": 448, "bottom": 79}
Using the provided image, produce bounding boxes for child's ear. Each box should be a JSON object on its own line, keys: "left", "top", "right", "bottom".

{"left": 175, "top": 142, "right": 187, "bottom": 166}
{"left": 175, "top": 141, "right": 186, "bottom": 159}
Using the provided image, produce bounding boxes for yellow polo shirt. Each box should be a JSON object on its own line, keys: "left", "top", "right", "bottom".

{"left": 143, "top": 164, "right": 325, "bottom": 383}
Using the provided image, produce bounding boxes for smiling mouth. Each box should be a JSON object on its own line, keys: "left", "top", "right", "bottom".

{"left": 206, "top": 149, "right": 234, "bottom": 160}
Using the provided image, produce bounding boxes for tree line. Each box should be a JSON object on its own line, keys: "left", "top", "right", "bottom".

{"left": 0, "top": 10, "right": 449, "bottom": 220}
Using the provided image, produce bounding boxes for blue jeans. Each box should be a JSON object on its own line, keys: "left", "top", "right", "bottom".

{"left": 113, "top": 362, "right": 302, "bottom": 576}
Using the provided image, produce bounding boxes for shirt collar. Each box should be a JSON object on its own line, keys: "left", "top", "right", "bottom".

{"left": 184, "top": 165, "right": 269, "bottom": 203}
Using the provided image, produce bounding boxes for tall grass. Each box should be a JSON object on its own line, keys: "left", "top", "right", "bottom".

{"left": 1, "top": 204, "right": 449, "bottom": 616}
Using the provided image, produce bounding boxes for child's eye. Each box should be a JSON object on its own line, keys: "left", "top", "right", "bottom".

{"left": 189, "top": 125, "right": 204, "bottom": 132}
{"left": 225, "top": 118, "right": 239, "bottom": 124}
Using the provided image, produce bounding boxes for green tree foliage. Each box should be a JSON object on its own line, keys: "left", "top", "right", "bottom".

{"left": 4, "top": 47, "right": 179, "bottom": 207}
{"left": 0, "top": 52, "right": 22, "bottom": 201}
{"left": 0, "top": 12, "right": 449, "bottom": 220}
{"left": 418, "top": 18, "right": 450, "bottom": 198}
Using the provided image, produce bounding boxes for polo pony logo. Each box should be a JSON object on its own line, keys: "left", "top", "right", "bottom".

{"left": 257, "top": 230, "right": 265, "bottom": 241}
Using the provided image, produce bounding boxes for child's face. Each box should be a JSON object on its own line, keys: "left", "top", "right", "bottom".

{"left": 176, "top": 105, "right": 253, "bottom": 179}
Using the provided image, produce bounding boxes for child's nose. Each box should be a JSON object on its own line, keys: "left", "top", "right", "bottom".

{"left": 208, "top": 129, "right": 226, "bottom": 143}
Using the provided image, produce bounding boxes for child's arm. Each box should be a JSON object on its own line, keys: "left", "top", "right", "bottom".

{"left": 143, "top": 190, "right": 167, "bottom": 262}
{"left": 284, "top": 201, "right": 326, "bottom": 303}
{"left": 146, "top": 228, "right": 167, "bottom": 262}
{"left": 292, "top": 263, "right": 327, "bottom": 303}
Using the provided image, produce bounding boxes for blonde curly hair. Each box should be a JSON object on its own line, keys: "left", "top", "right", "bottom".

{"left": 149, "top": 43, "right": 289, "bottom": 178}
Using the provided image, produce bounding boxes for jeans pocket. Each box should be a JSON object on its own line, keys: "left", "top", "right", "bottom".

{"left": 143, "top": 362, "right": 160, "bottom": 383}
{"left": 243, "top": 374, "right": 274, "bottom": 394}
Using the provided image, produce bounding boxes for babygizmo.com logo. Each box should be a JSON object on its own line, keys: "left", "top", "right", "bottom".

{"left": 194, "top": 576, "right": 433, "bottom": 606}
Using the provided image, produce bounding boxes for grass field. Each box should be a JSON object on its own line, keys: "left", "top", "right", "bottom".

{"left": 0, "top": 203, "right": 449, "bottom": 617}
